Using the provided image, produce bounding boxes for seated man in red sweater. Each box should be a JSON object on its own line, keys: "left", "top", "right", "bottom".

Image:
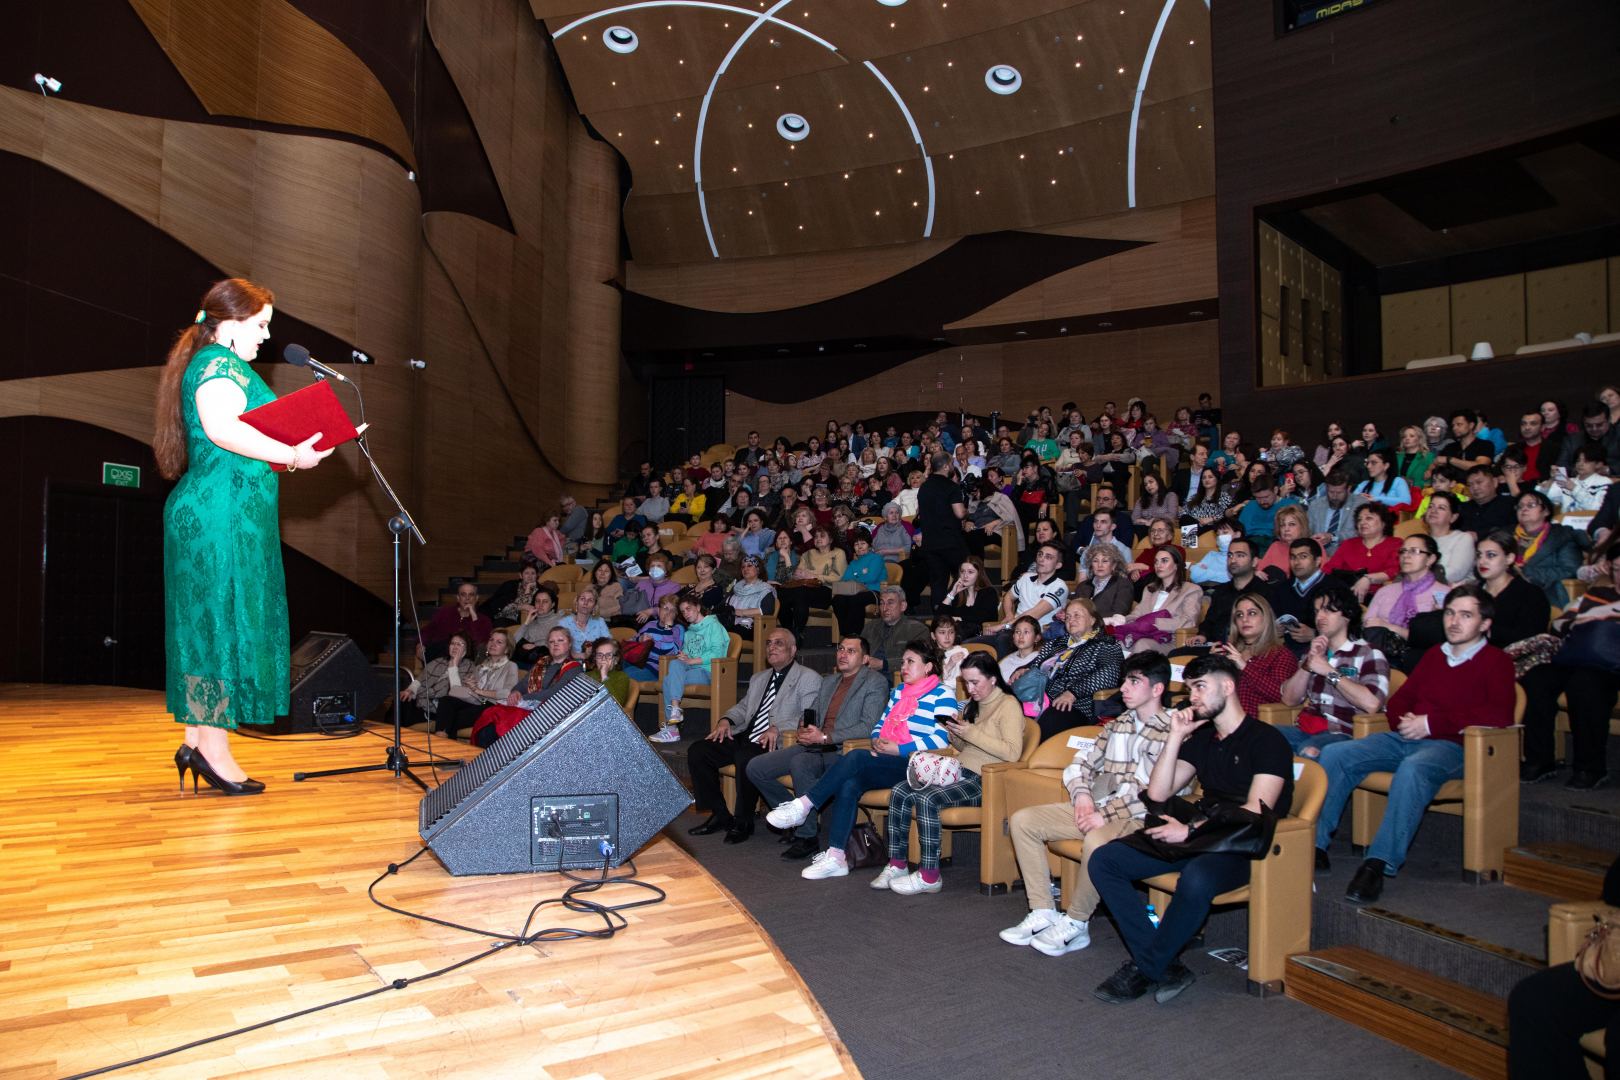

{"left": 1312, "top": 583, "right": 1515, "bottom": 903}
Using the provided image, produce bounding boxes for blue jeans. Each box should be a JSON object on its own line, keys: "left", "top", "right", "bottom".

{"left": 622, "top": 662, "right": 658, "bottom": 682}
{"left": 661, "top": 661, "right": 710, "bottom": 714}
{"left": 802, "top": 750, "right": 910, "bottom": 849}
{"left": 1314, "top": 732, "right": 1464, "bottom": 872}
{"left": 1278, "top": 725, "right": 1350, "bottom": 758}
{"left": 1087, "top": 841, "right": 1252, "bottom": 982}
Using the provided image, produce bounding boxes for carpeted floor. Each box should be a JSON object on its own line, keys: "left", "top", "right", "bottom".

{"left": 669, "top": 817, "right": 1457, "bottom": 1079}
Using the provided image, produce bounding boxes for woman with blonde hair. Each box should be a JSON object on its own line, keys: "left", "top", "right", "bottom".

{"left": 157, "top": 278, "right": 334, "bottom": 796}
{"left": 1256, "top": 504, "right": 1311, "bottom": 578}
{"left": 1076, "top": 543, "right": 1133, "bottom": 618}
{"left": 1211, "top": 592, "right": 1299, "bottom": 716}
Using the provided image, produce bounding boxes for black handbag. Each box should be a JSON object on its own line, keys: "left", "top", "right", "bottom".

{"left": 844, "top": 809, "right": 886, "bottom": 869}
{"left": 1117, "top": 796, "right": 1277, "bottom": 861}
{"left": 1553, "top": 620, "right": 1620, "bottom": 675}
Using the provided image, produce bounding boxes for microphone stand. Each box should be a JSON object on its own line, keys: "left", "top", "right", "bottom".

{"left": 290, "top": 371, "right": 441, "bottom": 791}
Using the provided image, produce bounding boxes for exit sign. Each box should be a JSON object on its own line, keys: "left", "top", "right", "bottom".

{"left": 102, "top": 462, "right": 141, "bottom": 488}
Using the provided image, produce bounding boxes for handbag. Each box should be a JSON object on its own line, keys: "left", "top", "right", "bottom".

{"left": 1576, "top": 917, "right": 1620, "bottom": 998}
{"left": 1117, "top": 796, "right": 1277, "bottom": 861}
{"left": 620, "top": 638, "right": 653, "bottom": 667}
{"left": 1553, "top": 621, "right": 1620, "bottom": 675}
{"left": 844, "top": 809, "right": 886, "bottom": 869}
{"left": 906, "top": 751, "right": 962, "bottom": 790}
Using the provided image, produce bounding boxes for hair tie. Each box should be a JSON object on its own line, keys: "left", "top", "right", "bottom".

{"left": 194, "top": 310, "right": 207, "bottom": 324}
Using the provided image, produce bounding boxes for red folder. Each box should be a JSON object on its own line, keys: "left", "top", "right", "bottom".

{"left": 239, "top": 380, "right": 361, "bottom": 472}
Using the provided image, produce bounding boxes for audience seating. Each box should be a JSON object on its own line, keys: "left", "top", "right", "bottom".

{"left": 980, "top": 521, "right": 1021, "bottom": 583}
{"left": 540, "top": 564, "right": 585, "bottom": 584}
{"left": 1550, "top": 898, "right": 1617, "bottom": 1076}
{"left": 1048, "top": 758, "right": 1327, "bottom": 995}
{"left": 1349, "top": 685, "right": 1526, "bottom": 882}
{"left": 652, "top": 631, "right": 743, "bottom": 725}
{"left": 977, "top": 725, "right": 1103, "bottom": 892}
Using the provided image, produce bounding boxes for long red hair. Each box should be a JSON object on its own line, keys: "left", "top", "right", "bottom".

{"left": 153, "top": 278, "right": 274, "bottom": 479}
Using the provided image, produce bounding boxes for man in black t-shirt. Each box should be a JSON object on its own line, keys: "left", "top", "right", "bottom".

{"left": 1088, "top": 654, "right": 1294, "bottom": 1005}
{"left": 915, "top": 451, "right": 968, "bottom": 611}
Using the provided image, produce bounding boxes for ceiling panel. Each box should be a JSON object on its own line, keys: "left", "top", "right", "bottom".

{"left": 537, "top": 0, "right": 1214, "bottom": 263}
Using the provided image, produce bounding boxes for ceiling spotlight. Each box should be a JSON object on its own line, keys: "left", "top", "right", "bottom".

{"left": 776, "top": 112, "right": 810, "bottom": 141}
{"left": 985, "top": 65, "right": 1022, "bottom": 95}
{"left": 603, "top": 26, "right": 638, "bottom": 53}
{"left": 33, "top": 73, "right": 62, "bottom": 95}
{"left": 408, "top": 358, "right": 427, "bottom": 370}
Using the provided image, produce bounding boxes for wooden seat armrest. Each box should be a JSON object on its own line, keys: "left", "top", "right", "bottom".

{"left": 658, "top": 655, "right": 673, "bottom": 681}
{"left": 844, "top": 738, "right": 873, "bottom": 751}
{"left": 1351, "top": 713, "right": 1390, "bottom": 738}
{"left": 780, "top": 727, "right": 798, "bottom": 747}
{"left": 978, "top": 761, "right": 1027, "bottom": 777}
{"left": 1551, "top": 902, "right": 1620, "bottom": 966}
{"left": 1258, "top": 703, "right": 1302, "bottom": 728}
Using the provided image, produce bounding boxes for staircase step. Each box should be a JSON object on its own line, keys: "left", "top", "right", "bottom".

{"left": 1286, "top": 945, "right": 1507, "bottom": 1080}
{"left": 1504, "top": 842, "right": 1611, "bottom": 901}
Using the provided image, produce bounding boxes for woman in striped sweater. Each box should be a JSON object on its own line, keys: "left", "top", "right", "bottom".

{"left": 767, "top": 642, "right": 960, "bottom": 880}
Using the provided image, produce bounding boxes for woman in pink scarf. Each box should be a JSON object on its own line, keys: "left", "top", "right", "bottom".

{"left": 525, "top": 511, "right": 568, "bottom": 569}
{"left": 766, "top": 643, "right": 960, "bottom": 881}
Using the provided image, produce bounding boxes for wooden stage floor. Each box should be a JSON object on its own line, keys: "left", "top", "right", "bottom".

{"left": 0, "top": 686, "right": 859, "bottom": 1080}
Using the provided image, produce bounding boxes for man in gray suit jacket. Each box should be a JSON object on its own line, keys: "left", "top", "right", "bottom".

{"left": 687, "top": 628, "right": 822, "bottom": 844}
{"left": 1306, "top": 471, "right": 1362, "bottom": 559}
{"left": 746, "top": 635, "right": 891, "bottom": 860}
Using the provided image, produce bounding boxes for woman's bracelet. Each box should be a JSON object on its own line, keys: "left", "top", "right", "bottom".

{"left": 287, "top": 446, "right": 302, "bottom": 472}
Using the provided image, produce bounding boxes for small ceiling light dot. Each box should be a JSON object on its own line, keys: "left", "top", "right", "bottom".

{"left": 678, "top": 59, "right": 685, "bottom": 64}
{"left": 783, "top": 180, "right": 789, "bottom": 186}
{"left": 798, "top": 224, "right": 804, "bottom": 230}
{"left": 747, "top": 210, "right": 754, "bottom": 215}
{"left": 732, "top": 166, "right": 738, "bottom": 172}
{"left": 747, "top": 122, "right": 753, "bottom": 128}
{"left": 874, "top": 209, "right": 881, "bottom": 216}
{"left": 678, "top": 163, "right": 684, "bottom": 169}
{"left": 922, "top": 85, "right": 930, "bottom": 91}
{"left": 947, "top": 61, "right": 954, "bottom": 68}
{"left": 896, "top": 166, "right": 903, "bottom": 174}
{"left": 1076, "top": 33, "right": 1084, "bottom": 40}
{"left": 912, "top": 200, "right": 919, "bottom": 206}
{"left": 610, "top": 80, "right": 617, "bottom": 86}
{"left": 603, "top": 26, "right": 639, "bottom": 54}
{"left": 974, "top": 189, "right": 981, "bottom": 195}
{"left": 1050, "top": 178, "right": 1057, "bottom": 184}
{"left": 868, "top": 131, "right": 875, "bottom": 138}
{"left": 1075, "top": 61, "right": 1082, "bottom": 67}
{"left": 1117, "top": 66, "right": 1125, "bottom": 74}
{"left": 1188, "top": 39, "right": 1196, "bottom": 44}
{"left": 876, "top": 0, "right": 907, "bottom": 6}
{"left": 843, "top": 172, "right": 850, "bottom": 179}
{"left": 985, "top": 64, "right": 1022, "bottom": 94}
{"left": 947, "top": 153, "right": 954, "bottom": 159}
{"left": 1018, "top": 152, "right": 1025, "bottom": 159}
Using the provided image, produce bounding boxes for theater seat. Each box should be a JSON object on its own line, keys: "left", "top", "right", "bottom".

{"left": 1049, "top": 758, "right": 1327, "bottom": 995}
{"left": 1350, "top": 684, "right": 1526, "bottom": 882}
{"left": 979, "top": 726, "right": 1102, "bottom": 890}
{"left": 1550, "top": 899, "right": 1617, "bottom": 1078}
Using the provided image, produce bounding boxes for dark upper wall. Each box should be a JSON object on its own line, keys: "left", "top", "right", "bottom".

{"left": 1211, "top": 0, "right": 1620, "bottom": 435}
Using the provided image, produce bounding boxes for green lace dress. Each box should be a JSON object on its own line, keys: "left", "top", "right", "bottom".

{"left": 163, "top": 345, "right": 290, "bottom": 727}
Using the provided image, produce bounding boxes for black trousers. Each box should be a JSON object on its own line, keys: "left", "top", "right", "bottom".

{"left": 777, "top": 584, "right": 831, "bottom": 636}
{"left": 1522, "top": 663, "right": 1620, "bottom": 775}
{"left": 434, "top": 697, "right": 485, "bottom": 739}
{"left": 831, "top": 590, "right": 875, "bottom": 639}
{"left": 1508, "top": 962, "right": 1619, "bottom": 1079}
{"left": 922, "top": 546, "right": 965, "bottom": 612}
{"left": 688, "top": 736, "right": 768, "bottom": 820}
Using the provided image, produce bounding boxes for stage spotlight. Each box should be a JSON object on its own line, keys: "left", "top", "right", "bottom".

{"left": 33, "top": 73, "right": 63, "bottom": 95}
{"left": 408, "top": 358, "right": 427, "bottom": 370}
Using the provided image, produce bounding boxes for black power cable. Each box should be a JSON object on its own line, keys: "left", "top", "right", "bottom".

{"left": 59, "top": 843, "right": 665, "bottom": 1079}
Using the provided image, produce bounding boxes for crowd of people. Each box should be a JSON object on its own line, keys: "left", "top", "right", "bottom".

{"left": 411, "top": 387, "right": 1618, "bottom": 1005}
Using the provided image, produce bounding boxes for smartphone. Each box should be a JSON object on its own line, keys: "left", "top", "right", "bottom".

{"left": 800, "top": 709, "right": 817, "bottom": 728}
{"left": 1552, "top": 466, "right": 1569, "bottom": 482}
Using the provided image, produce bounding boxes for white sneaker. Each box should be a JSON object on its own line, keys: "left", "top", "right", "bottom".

{"left": 1030, "top": 915, "right": 1091, "bottom": 956}
{"left": 869, "top": 865, "right": 909, "bottom": 890}
{"left": 766, "top": 797, "right": 812, "bottom": 830}
{"left": 801, "top": 850, "right": 849, "bottom": 879}
{"left": 667, "top": 705, "right": 684, "bottom": 725}
{"left": 999, "top": 908, "right": 1060, "bottom": 946}
{"left": 889, "top": 871, "right": 942, "bottom": 895}
{"left": 649, "top": 726, "right": 681, "bottom": 743}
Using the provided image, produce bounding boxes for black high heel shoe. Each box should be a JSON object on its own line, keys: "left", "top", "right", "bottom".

{"left": 174, "top": 745, "right": 195, "bottom": 792}
{"left": 190, "top": 749, "right": 266, "bottom": 796}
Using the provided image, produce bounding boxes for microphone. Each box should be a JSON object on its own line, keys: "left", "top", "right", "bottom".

{"left": 282, "top": 343, "right": 350, "bottom": 383}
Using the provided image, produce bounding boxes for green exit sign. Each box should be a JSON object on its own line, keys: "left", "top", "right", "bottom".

{"left": 102, "top": 462, "right": 141, "bottom": 489}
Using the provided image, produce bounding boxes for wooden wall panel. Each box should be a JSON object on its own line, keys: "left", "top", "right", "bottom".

{"left": 130, "top": 0, "right": 415, "bottom": 165}
{"left": 724, "top": 322, "right": 1219, "bottom": 444}
{"left": 1526, "top": 260, "right": 1608, "bottom": 345}
{"left": 1450, "top": 274, "right": 1525, "bottom": 359}
{"left": 561, "top": 126, "right": 622, "bottom": 485}
{"left": 1380, "top": 287, "right": 1451, "bottom": 368}
{"left": 1611, "top": 258, "right": 1620, "bottom": 334}
{"left": 1212, "top": 0, "right": 1620, "bottom": 437}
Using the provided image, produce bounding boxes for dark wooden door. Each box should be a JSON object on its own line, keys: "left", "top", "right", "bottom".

{"left": 43, "top": 486, "right": 166, "bottom": 688}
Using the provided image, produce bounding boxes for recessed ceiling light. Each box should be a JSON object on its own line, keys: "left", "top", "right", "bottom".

{"left": 986, "top": 65, "right": 1022, "bottom": 95}
{"left": 777, "top": 113, "right": 810, "bottom": 141}
{"left": 877, "top": 0, "right": 907, "bottom": 7}
{"left": 603, "top": 26, "right": 638, "bottom": 53}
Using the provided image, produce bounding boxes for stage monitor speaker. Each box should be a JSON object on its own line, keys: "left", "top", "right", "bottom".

{"left": 418, "top": 677, "right": 692, "bottom": 874}
{"left": 268, "top": 631, "right": 384, "bottom": 735}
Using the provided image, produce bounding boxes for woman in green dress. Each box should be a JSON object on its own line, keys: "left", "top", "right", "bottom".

{"left": 154, "top": 278, "right": 333, "bottom": 795}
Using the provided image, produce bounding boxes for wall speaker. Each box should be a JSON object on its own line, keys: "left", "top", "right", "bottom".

{"left": 418, "top": 677, "right": 692, "bottom": 874}
{"left": 267, "top": 631, "right": 385, "bottom": 735}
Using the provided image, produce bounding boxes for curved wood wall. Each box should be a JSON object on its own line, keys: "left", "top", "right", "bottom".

{"left": 0, "top": 3, "right": 624, "bottom": 614}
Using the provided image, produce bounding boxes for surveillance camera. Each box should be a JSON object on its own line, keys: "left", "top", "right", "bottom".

{"left": 408, "top": 358, "right": 426, "bottom": 370}
{"left": 33, "top": 73, "right": 62, "bottom": 94}
{"left": 351, "top": 349, "right": 371, "bottom": 364}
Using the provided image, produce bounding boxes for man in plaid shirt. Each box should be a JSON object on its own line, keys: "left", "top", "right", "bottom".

{"left": 998, "top": 652, "right": 1174, "bottom": 958}
{"left": 1277, "top": 583, "right": 1389, "bottom": 763}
